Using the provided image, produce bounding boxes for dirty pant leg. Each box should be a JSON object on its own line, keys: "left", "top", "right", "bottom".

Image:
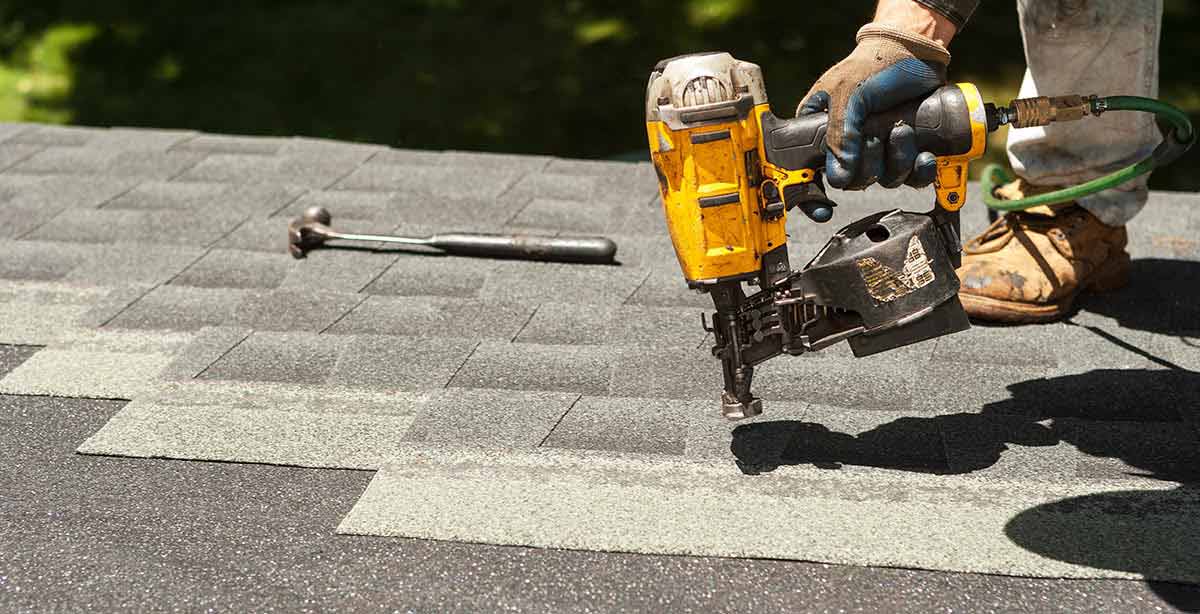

{"left": 1007, "top": 0, "right": 1163, "bottom": 226}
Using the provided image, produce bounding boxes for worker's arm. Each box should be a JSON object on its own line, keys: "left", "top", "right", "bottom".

{"left": 798, "top": 0, "right": 962, "bottom": 190}
{"left": 910, "top": 0, "right": 979, "bottom": 33}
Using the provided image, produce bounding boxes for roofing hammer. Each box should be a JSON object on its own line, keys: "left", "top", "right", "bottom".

{"left": 288, "top": 207, "right": 619, "bottom": 264}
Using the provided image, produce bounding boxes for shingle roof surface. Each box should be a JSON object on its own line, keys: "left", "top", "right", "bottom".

{"left": 0, "top": 122, "right": 1197, "bottom": 587}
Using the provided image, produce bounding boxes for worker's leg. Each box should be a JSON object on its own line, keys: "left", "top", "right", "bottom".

{"left": 1007, "top": 0, "right": 1163, "bottom": 227}
{"left": 955, "top": 0, "right": 1162, "bottom": 323}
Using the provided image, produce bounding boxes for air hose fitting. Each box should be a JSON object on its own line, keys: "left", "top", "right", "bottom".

{"left": 980, "top": 95, "right": 1195, "bottom": 211}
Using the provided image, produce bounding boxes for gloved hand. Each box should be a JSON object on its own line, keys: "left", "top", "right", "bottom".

{"left": 798, "top": 24, "right": 951, "bottom": 190}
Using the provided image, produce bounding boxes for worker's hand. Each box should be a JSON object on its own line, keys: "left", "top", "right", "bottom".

{"left": 799, "top": 23, "right": 952, "bottom": 190}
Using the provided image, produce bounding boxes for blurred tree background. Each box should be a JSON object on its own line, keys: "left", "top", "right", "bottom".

{"left": 0, "top": 0, "right": 1195, "bottom": 188}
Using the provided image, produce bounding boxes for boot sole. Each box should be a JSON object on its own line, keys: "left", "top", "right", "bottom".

{"left": 958, "top": 252, "right": 1131, "bottom": 324}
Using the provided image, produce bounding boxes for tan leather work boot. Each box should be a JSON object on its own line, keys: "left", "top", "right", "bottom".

{"left": 957, "top": 179, "right": 1131, "bottom": 323}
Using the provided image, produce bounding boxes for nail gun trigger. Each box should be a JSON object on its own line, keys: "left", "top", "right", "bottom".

{"left": 783, "top": 180, "right": 837, "bottom": 224}
{"left": 701, "top": 312, "right": 714, "bottom": 333}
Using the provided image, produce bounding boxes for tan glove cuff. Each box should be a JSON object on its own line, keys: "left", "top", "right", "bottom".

{"left": 856, "top": 24, "right": 952, "bottom": 66}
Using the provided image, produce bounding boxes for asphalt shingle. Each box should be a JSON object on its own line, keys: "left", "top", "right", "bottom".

{"left": 61, "top": 243, "right": 207, "bottom": 286}
{"left": 27, "top": 207, "right": 246, "bottom": 247}
{"left": 12, "top": 147, "right": 206, "bottom": 179}
{"left": 449, "top": 340, "right": 617, "bottom": 395}
{"left": 179, "top": 152, "right": 369, "bottom": 188}
{"left": 228, "top": 289, "right": 363, "bottom": 332}
{"left": 334, "top": 164, "right": 525, "bottom": 199}
{"left": 104, "top": 285, "right": 246, "bottom": 332}
{"left": 328, "top": 335, "right": 478, "bottom": 390}
{"left": 106, "top": 180, "right": 304, "bottom": 216}
{"left": 169, "top": 248, "right": 294, "bottom": 290}
{"left": 404, "top": 388, "right": 577, "bottom": 447}
{"left": 325, "top": 295, "right": 531, "bottom": 340}
{"left": 2, "top": 124, "right": 1197, "bottom": 591}
{"left": 199, "top": 331, "right": 341, "bottom": 385}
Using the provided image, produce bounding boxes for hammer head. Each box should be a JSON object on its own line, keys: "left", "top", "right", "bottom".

{"left": 287, "top": 206, "right": 334, "bottom": 259}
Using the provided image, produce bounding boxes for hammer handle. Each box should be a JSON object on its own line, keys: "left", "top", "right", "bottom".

{"left": 430, "top": 233, "right": 618, "bottom": 263}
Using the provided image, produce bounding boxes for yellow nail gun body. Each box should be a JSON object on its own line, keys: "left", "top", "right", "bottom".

{"left": 645, "top": 52, "right": 996, "bottom": 419}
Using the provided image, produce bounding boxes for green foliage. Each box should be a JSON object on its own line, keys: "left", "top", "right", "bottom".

{"left": 0, "top": 1, "right": 1193, "bottom": 188}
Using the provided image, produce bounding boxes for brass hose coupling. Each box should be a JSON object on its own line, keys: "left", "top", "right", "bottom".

{"left": 993, "top": 94, "right": 1102, "bottom": 129}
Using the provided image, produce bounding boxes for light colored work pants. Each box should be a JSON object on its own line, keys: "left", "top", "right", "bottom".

{"left": 1008, "top": 0, "right": 1162, "bottom": 226}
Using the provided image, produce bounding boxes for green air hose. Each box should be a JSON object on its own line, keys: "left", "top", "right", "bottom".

{"left": 980, "top": 96, "right": 1195, "bottom": 211}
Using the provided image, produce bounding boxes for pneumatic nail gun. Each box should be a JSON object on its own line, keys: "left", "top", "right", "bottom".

{"left": 646, "top": 52, "right": 1017, "bottom": 420}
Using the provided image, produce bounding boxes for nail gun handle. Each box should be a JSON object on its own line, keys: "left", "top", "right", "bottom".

{"left": 429, "top": 233, "right": 619, "bottom": 264}
{"left": 762, "top": 85, "right": 978, "bottom": 173}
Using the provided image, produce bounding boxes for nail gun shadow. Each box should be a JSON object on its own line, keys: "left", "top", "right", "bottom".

{"left": 730, "top": 368, "right": 1200, "bottom": 608}
{"left": 731, "top": 367, "right": 1200, "bottom": 478}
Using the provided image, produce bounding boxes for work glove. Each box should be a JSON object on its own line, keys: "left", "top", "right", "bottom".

{"left": 798, "top": 24, "right": 951, "bottom": 190}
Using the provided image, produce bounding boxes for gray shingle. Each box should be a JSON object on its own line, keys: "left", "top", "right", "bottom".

{"left": 178, "top": 153, "right": 366, "bottom": 188}
{"left": 74, "top": 284, "right": 157, "bottom": 329}
{"left": 910, "top": 362, "right": 1050, "bottom": 416}
{"left": 1065, "top": 419, "right": 1200, "bottom": 482}
{"left": 596, "top": 232, "right": 676, "bottom": 269}
{"left": 211, "top": 217, "right": 293, "bottom": 253}
{"left": 623, "top": 269, "right": 712, "bottom": 309}
{"left": 503, "top": 170, "right": 658, "bottom": 206}
{"left": 228, "top": 289, "right": 362, "bottom": 332}
{"left": 325, "top": 295, "right": 531, "bottom": 340}
{"left": 480, "top": 260, "right": 647, "bottom": 306}
{"left": 328, "top": 335, "right": 477, "bottom": 390}
{"left": 979, "top": 367, "right": 1195, "bottom": 423}
{"left": 0, "top": 144, "right": 43, "bottom": 172}
{"left": 334, "top": 164, "right": 524, "bottom": 199}
{"left": 543, "top": 158, "right": 644, "bottom": 176}
{"left": 168, "top": 248, "right": 293, "bottom": 289}
{"left": 363, "top": 148, "right": 446, "bottom": 166}
{"left": 440, "top": 150, "right": 553, "bottom": 173}
{"left": 404, "top": 388, "right": 576, "bottom": 446}
{"left": 279, "top": 249, "right": 400, "bottom": 294}
{"left": 159, "top": 326, "right": 252, "bottom": 381}
{"left": 449, "top": 340, "right": 617, "bottom": 395}
{"left": 750, "top": 356, "right": 919, "bottom": 411}
{"left": 280, "top": 136, "right": 387, "bottom": 158}
{"left": 756, "top": 404, "right": 951, "bottom": 474}
{"left": 0, "top": 205, "right": 67, "bottom": 240}
{"left": 26, "top": 207, "right": 246, "bottom": 247}
{"left": 170, "top": 134, "right": 288, "bottom": 155}
{"left": 199, "top": 331, "right": 342, "bottom": 384}
{"left": 0, "top": 176, "right": 142, "bottom": 238}
{"left": 507, "top": 198, "right": 628, "bottom": 234}
{"left": 12, "top": 147, "right": 206, "bottom": 179}
{"left": 686, "top": 399, "right": 810, "bottom": 460}
{"left": 363, "top": 253, "right": 491, "bottom": 298}
{"left": 608, "top": 345, "right": 720, "bottom": 400}
{"left": 82, "top": 128, "right": 198, "bottom": 151}
{"left": 382, "top": 194, "right": 529, "bottom": 231}
{"left": 938, "top": 411, "right": 1060, "bottom": 475}
{"left": 104, "top": 285, "right": 247, "bottom": 331}
{"left": 612, "top": 198, "right": 670, "bottom": 238}
{"left": 0, "top": 122, "right": 36, "bottom": 143}
{"left": 514, "top": 302, "right": 708, "bottom": 348}
{"left": 0, "top": 240, "right": 89, "bottom": 281}
{"left": 0, "top": 343, "right": 41, "bottom": 378}
{"left": 541, "top": 395, "right": 687, "bottom": 455}
{"left": 932, "top": 323, "right": 1060, "bottom": 368}
{"left": 0, "top": 174, "right": 139, "bottom": 209}
{"left": 106, "top": 181, "right": 305, "bottom": 216}
{"left": 273, "top": 189, "right": 399, "bottom": 222}
{"left": 61, "top": 243, "right": 206, "bottom": 286}
{"left": 3, "top": 125, "right": 104, "bottom": 146}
